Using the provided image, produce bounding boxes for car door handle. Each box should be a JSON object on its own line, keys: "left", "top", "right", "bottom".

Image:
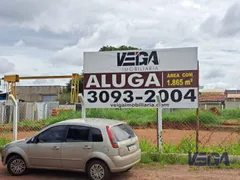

{"left": 83, "top": 145, "right": 91, "bottom": 149}
{"left": 52, "top": 146, "right": 60, "bottom": 150}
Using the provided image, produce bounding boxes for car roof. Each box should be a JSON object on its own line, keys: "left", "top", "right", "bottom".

{"left": 53, "top": 118, "right": 124, "bottom": 127}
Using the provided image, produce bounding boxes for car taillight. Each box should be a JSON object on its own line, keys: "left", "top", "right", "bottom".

{"left": 106, "top": 126, "right": 118, "bottom": 148}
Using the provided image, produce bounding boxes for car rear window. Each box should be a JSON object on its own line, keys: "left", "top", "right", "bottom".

{"left": 111, "top": 123, "right": 135, "bottom": 142}
{"left": 91, "top": 127, "right": 103, "bottom": 142}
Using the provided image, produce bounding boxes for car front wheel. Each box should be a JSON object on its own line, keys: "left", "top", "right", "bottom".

{"left": 87, "top": 160, "right": 111, "bottom": 180}
{"left": 7, "top": 155, "right": 27, "bottom": 176}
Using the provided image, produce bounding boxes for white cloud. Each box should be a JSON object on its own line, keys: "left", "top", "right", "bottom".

{"left": 181, "top": 1, "right": 201, "bottom": 9}
{"left": 14, "top": 40, "right": 26, "bottom": 47}
{"left": 0, "top": 58, "right": 15, "bottom": 74}
{"left": 0, "top": 45, "right": 79, "bottom": 86}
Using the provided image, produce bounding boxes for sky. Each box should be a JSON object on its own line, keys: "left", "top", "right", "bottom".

{"left": 0, "top": 0, "right": 239, "bottom": 90}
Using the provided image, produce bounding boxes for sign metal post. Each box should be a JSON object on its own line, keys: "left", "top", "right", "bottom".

{"left": 156, "top": 94, "right": 162, "bottom": 152}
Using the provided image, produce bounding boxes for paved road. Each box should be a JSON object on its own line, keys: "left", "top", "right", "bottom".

{"left": 1, "top": 164, "right": 240, "bottom": 180}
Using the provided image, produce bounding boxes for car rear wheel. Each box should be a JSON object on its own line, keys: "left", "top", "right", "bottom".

{"left": 7, "top": 155, "right": 27, "bottom": 176}
{"left": 87, "top": 160, "right": 111, "bottom": 180}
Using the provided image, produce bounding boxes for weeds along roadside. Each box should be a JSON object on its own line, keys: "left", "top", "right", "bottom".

{"left": 0, "top": 108, "right": 239, "bottom": 167}
{"left": 2, "top": 108, "right": 239, "bottom": 131}
{"left": 1, "top": 136, "right": 239, "bottom": 168}
{"left": 139, "top": 138, "right": 240, "bottom": 168}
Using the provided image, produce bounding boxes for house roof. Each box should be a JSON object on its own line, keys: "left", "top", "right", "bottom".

{"left": 199, "top": 93, "right": 225, "bottom": 102}
{"left": 227, "top": 94, "right": 240, "bottom": 98}
{"left": 200, "top": 89, "right": 225, "bottom": 93}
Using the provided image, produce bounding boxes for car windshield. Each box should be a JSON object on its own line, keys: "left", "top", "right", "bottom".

{"left": 111, "top": 123, "right": 135, "bottom": 142}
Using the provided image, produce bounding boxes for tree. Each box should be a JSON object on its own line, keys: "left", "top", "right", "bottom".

{"left": 99, "top": 45, "right": 140, "bottom": 51}
{"left": 58, "top": 45, "right": 140, "bottom": 103}
{"left": 56, "top": 75, "right": 83, "bottom": 104}
{"left": 65, "top": 78, "right": 84, "bottom": 94}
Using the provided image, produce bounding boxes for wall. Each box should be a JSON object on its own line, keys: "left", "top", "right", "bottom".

{"left": 199, "top": 102, "right": 224, "bottom": 110}
{"left": 225, "top": 90, "right": 240, "bottom": 94}
{"left": 16, "top": 86, "right": 65, "bottom": 102}
{"left": 0, "top": 102, "right": 60, "bottom": 123}
{"left": 0, "top": 102, "right": 14, "bottom": 123}
{"left": 59, "top": 105, "right": 76, "bottom": 110}
{"left": 225, "top": 101, "right": 240, "bottom": 109}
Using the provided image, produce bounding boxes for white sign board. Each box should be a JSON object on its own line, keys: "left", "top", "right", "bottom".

{"left": 83, "top": 47, "right": 199, "bottom": 108}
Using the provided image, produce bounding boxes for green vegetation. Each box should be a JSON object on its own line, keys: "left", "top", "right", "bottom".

{"left": 43, "top": 111, "right": 82, "bottom": 126}
{"left": 0, "top": 137, "right": 10, "bottom": 147}
{"left": 218, "top": 161, "right": 240, "bottom": 169}
{"left": 220, "top": 108, "right": 240, "bottom": 120}
{"left": 140, "top": 138, "right": 240, "bottom": 166}
{"left": 99, "top": 45, "right": 140, "bottom": 51}
{"left": 38, "top": 108, "right": 222, "bottom": 127}
{"left": 1, "top": 106, "right": 239, "bottom": 167}
{"left": 56, "top": 93, "right": 71, "bottom": 104}
{"left": 140, "top": 138, "right": 240, "bottom": 155}
{"left": 41, "top": 108, "right": 238, "bottom": 127}
{"left": 141, "top": 152, "right": 188, "bottom": 165}
{"left": 164, "top": 110, "right": 222, "bottom": 125}
{"left": 2, "top": 108, "right": 240, "bottom": 131}
{"left": 1, "top": 135, "right": 239, "bottom": 167}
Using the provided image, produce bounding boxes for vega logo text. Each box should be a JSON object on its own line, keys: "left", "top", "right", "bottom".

{"left": 117, "top": 51, "right": 159, "bottom": 66}
{"left": 188, "top": 152, "right": 230, "bottom": 166}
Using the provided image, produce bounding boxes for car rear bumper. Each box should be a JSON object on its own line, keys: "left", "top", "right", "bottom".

{"left": 110, "top": 149, "right": 141, "bottom": 173}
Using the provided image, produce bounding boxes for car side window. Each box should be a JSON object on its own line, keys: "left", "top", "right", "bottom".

{"left": 92, "top": 127, "right": 103, "bottom": 142}
{"left": 66, "top": 126, "right": 90, "bottom": 142}
{"left": 37, "top": 125, "right": 67, "bottom": 143}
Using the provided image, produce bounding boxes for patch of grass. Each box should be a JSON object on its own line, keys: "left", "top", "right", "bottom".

{"left": 2, "top": 108, "right": 240, "bottom": 132}
{"left": 164, "top": 110, "right": 224, "bottom": 125}
{"left": 140, "top": 138, "right": 240, "bottom": 155}
{"left": 139, "top": 138, "right": 240, "bottom": 165}
{"left": 224, "top": 160, "right": 240, "bottom": 168}
{"left": 43, "top": 110, "right": 82, "bottom": 126}
{"left": 141, "top": 152, "right": 188, "bottom": 165}
{"left": 18, "top": 120, "right": 44, "bottom": 130}
{"left": 163, "top": 137, "right": 196, "bottom": 154}
{"left": 0, "top": 137, "right": 10, "bottom": 147}
{"left": 87, "top": 108, "right": 157, "bottom": 126}
{"left": 86, "top": 108, "right": 224, "bottom": 126}
{"left": 220, "top": 108, "right": 240, "bottom": 120}
{"left": 140, "top": 153, "right": 154, "bottom": 164}
{"left": 140, "top": 139, "right": 157, "bottom": 152}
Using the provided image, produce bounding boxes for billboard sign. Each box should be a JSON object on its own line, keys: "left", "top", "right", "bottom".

{"left": 83, "top": 47, "right": 198, "bottom": 108}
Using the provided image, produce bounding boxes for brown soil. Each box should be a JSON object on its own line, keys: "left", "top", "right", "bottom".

{"left": 0, "top": 164, "right": 239, "bottom": 180}
{"left": 0, "top": 125, "right": 45, "bottom": 132}
{"left": 134, "top": 129, "right": 239, "bottom": 146}
{"left": 223, "top": 120, "right": 240, "bottom": 125}
{"left": 133, "top": 121, "right": 240, "bottom": 132}
{"left": 1, "top": 120, "right": 240, "bottom": 133}
{"left": 1, "top": 129, "right": 239, "bottom": 146}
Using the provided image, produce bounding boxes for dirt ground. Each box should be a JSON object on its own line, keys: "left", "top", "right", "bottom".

{"left": 1, "top": 129, "right": 239, "bottom": 180}
{"left": 0, "top": 163, "right": 239, "bottom": 180}
{"left": 1, "top": 128, "right": 239, "bottom": 146}
{"left": 134, "top": 129, "right": 239, "bottom": 145}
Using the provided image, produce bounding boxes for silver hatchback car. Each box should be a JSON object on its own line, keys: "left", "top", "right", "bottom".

{"left": 1, "top": 118, "right": 141, "bottom": 180}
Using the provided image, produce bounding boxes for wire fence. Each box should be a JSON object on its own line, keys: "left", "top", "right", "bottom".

{"left": 0, "top": 101, "right": 239, "bottom": 155}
